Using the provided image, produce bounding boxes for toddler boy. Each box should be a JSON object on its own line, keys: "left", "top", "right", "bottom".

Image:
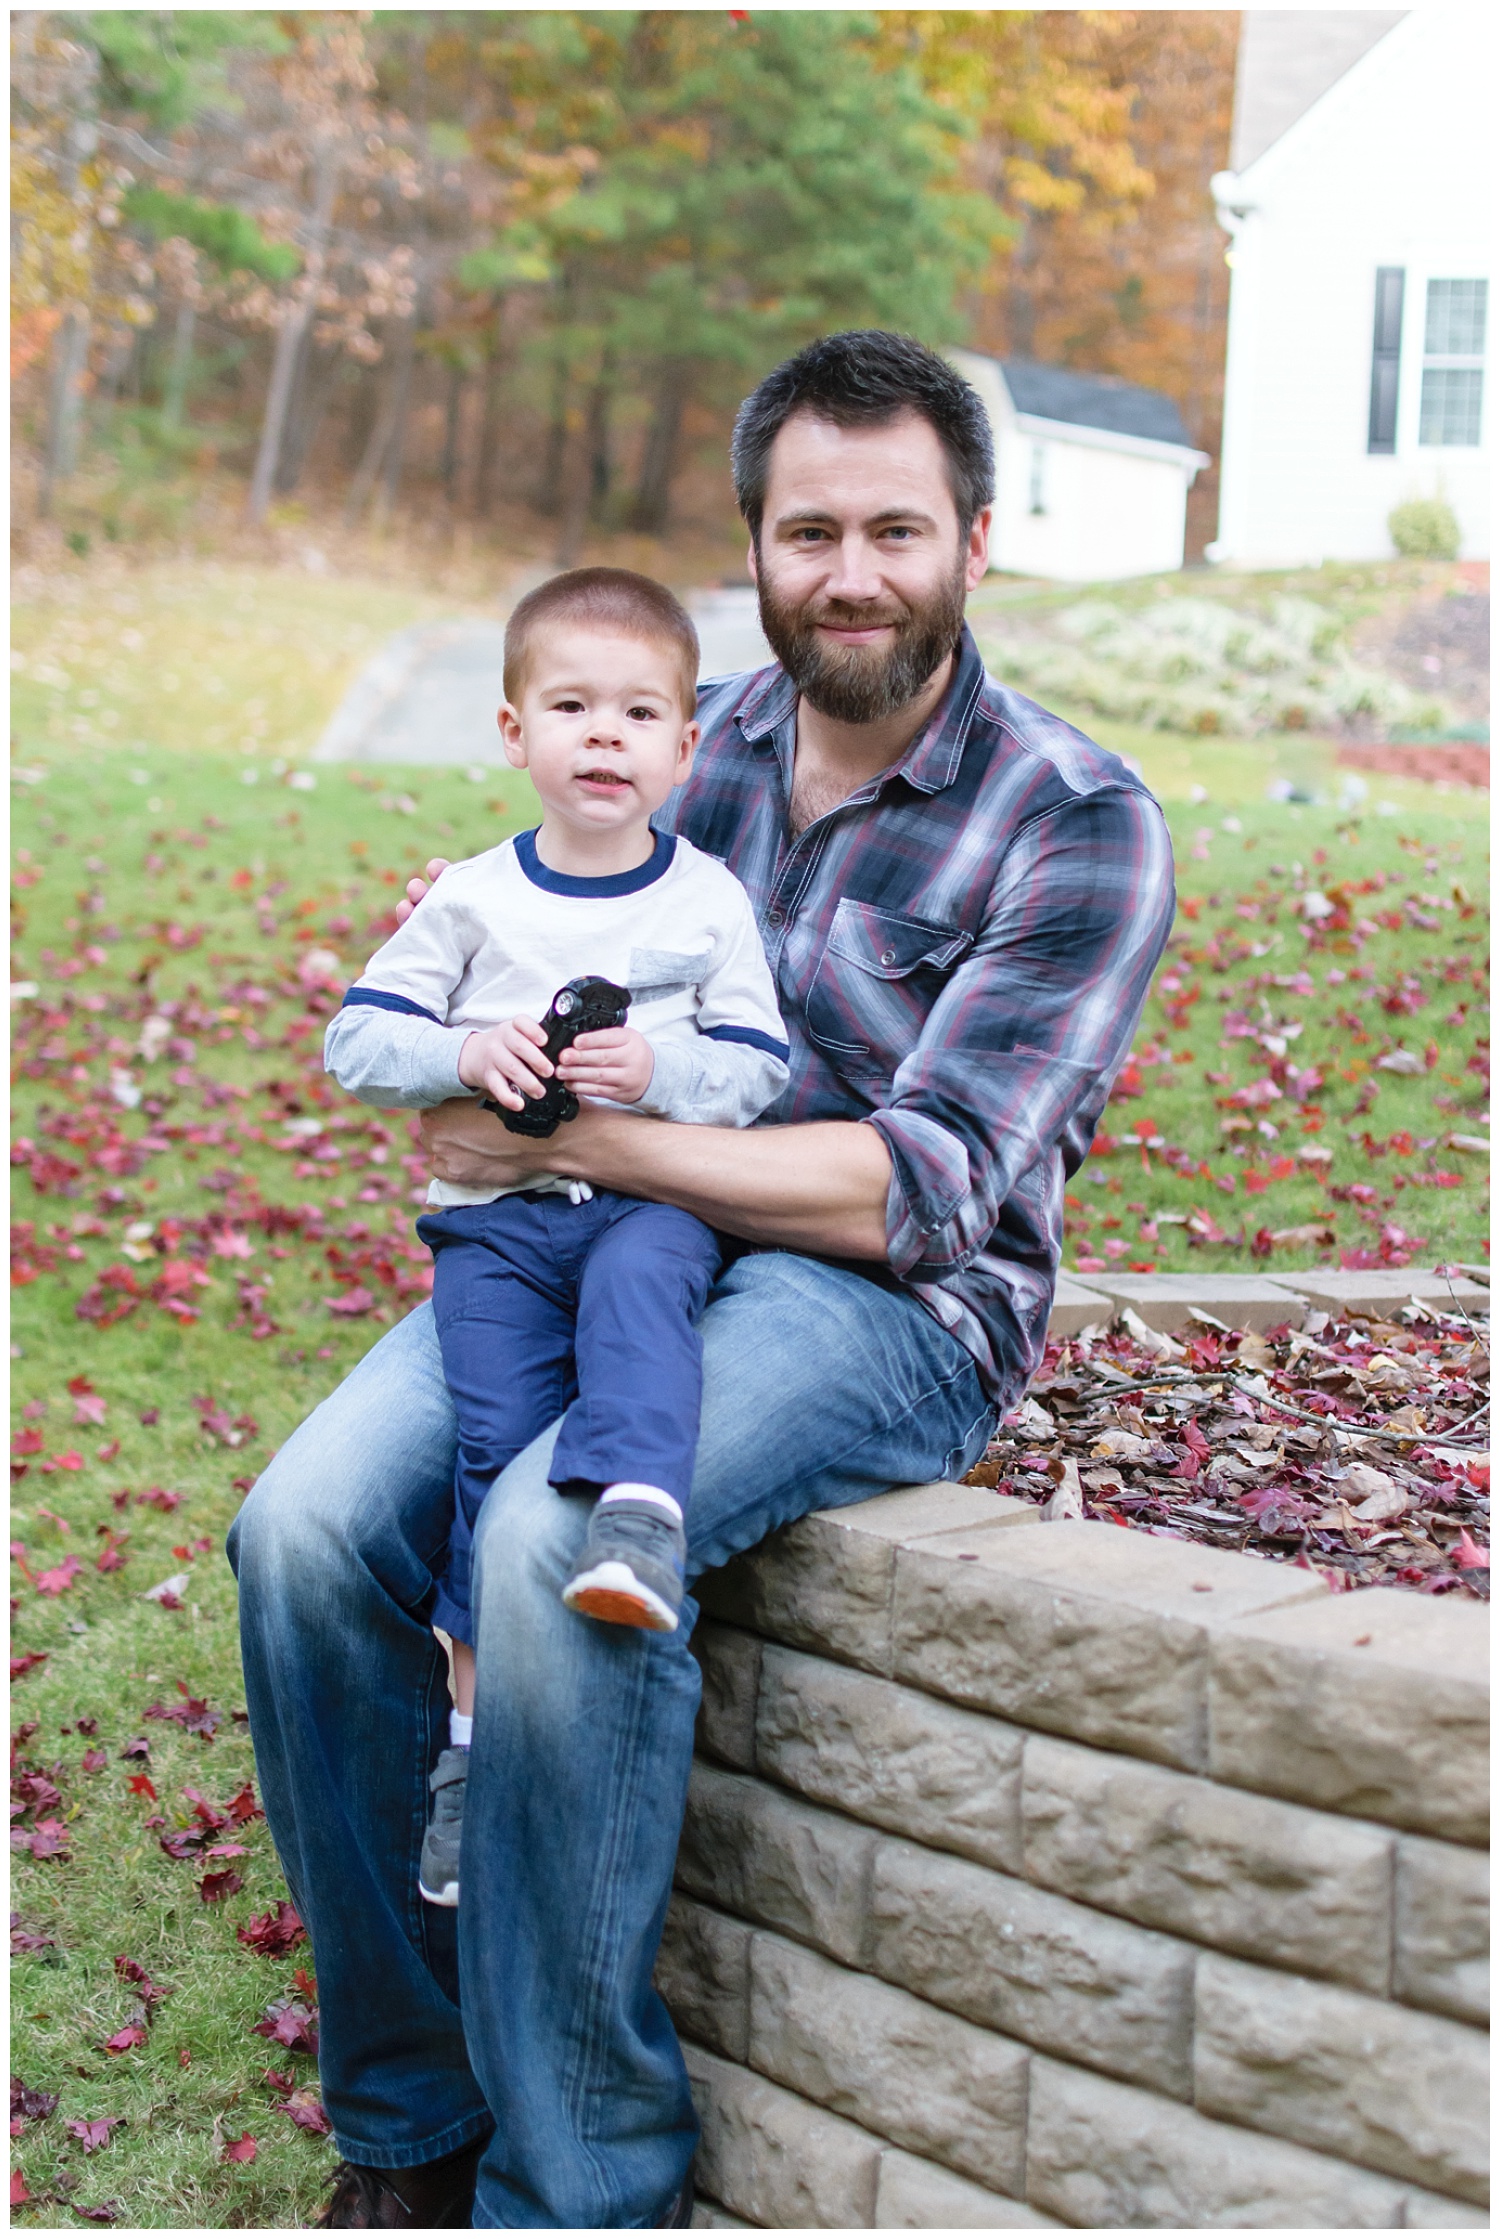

{"left": 324, "top": 568, "right": 787, "bottom": 1905}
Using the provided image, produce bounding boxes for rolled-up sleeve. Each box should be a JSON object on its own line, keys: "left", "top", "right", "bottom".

{"left": 866, "top": 785, "right": 1175, "bottom": 1281}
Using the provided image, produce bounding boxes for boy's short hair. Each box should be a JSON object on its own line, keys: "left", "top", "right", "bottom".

{"left": 731, "top": 329, "right": 995, "bottom": 544}
{"left": 503, "top": 568, "right": 700, "bottom": 714}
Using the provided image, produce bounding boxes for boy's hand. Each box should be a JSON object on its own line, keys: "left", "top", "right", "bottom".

{"left": 557, "top": 1026, "right": 655, "bottom": 1106}
{"left": 457, "top": 1016, "right": 554, "bottom": 1112}
{"left": 395, "top": 859, "right": 451, "bottom": 927}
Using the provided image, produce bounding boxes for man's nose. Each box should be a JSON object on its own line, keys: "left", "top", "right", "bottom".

{"left": 820, "top": 533, "right": 885, "bottom": 604}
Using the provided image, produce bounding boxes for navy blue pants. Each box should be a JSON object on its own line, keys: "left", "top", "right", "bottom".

{"left": 416, "top": 1191, "right": 721, "bottom": 1646}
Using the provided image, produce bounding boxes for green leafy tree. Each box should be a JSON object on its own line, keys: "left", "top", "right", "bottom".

{"left": 467, "top": 11, "right": 999, "bottom": 531}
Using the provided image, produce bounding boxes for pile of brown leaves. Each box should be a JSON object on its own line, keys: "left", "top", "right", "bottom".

{"left": 967, "top": 1302, "right": 1489, "bottom": 1598}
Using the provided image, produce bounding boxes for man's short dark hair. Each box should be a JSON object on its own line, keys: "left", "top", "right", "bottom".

{"left": 503, "top": 567, "right": 699, "bottom": 714}
{"left": 731, "top": 330, "right": 995, "bottom": 542}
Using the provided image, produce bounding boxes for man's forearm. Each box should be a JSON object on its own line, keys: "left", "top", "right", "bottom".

{"left": 419, "top": 1099, "right": 893, "bottom": 1260}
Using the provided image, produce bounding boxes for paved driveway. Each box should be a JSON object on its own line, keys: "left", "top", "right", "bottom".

{"left": 313, "top": 586, "right": 772, "bottom": 766}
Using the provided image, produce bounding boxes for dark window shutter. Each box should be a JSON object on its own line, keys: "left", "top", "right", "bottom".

{"left": 1368, "top": 267, "right": 1405, "bottom": 453}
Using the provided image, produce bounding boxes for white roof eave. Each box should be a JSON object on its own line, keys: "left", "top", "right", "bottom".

{"left": 1012, "top": 409, "right": 1210, "bottom": 472}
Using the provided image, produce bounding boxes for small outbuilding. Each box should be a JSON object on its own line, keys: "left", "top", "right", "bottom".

{"left": 949, "top": 347, "right": 1210, "bottom": 582}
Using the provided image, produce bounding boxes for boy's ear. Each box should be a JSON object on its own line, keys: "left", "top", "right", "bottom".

{"left": 674, "top": 720, "right": 700, "bottom": 785}
{"left": 497, "top": 702, "right": 527, "bottom": 768}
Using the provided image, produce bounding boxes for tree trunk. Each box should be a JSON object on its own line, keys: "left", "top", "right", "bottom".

{"left": 587, "top": 360, "right": 614, "bottom": 516}
{"left": 536, "top": 354, "right": 570, "bottom": 516}
{"left": 278, "top": 342, "right": 340, "bottom": 492}
{"left": 473, "top": 304, "right": 510, "bottom": 517}
{"left": 376, "top": 315, "right": 418, "bottom": 517}
{"left": 552, "top": 429, "right": 592, "bottom": 569}
{"left": 39, "top": 309, "right": 91, "bottom": 515}
{"left": 246, "top": 147, "right": 338, "bottom": 522}
{"left": 630, "top": 361, "right": 689, "bottom": 534}
{"left": 344, "top": 315, "right": 416, "bottom": 524}
{"left": 162, "top": 298, "right": 196, "bottom": 427}
{"left": 441, "top": 362, "right": 464, "bottom": 499}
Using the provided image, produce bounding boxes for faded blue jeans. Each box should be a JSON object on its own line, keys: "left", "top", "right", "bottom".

{"left": 227, "top": 1249, "right": 1002, "bottom": 2227}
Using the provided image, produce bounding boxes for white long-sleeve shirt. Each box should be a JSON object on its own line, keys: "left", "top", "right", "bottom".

{"left": 324, "top": 826, "right": 789, "bottom": 1206}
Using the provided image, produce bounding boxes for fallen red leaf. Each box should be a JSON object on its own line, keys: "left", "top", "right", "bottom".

{"left": 11, "top": 2171, "right": 31, "bottom": 2207}
{"left": 67, "top": 2116, "right": 125, "bottom": 2153}
{"left": 33, "top": 1556, "right": 81, "bottom": 1597}
{"left": 222, "top": 2132, "right": 257, "bottom": 2163}
{"left": 276, "top": 2087, "right": 332, "bottom": 2136}
{"left": 198, "top": 1868, "right": 244, "bottom": 1903}
{"left": 237, "top": 1901, "right": 307, "bottom": 1957}
{"left": 102, "top": 2024, "right": 147, "bottom": 2055}
{"left": 1454, "top": 1529, "right": 1489, "bottom": 1570}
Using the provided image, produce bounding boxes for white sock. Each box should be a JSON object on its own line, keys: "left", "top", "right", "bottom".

{"left": 599, "top": 1483, "right": 683, "bottom": 1525}
{"left": 449, "top": 1710, "right": 473, "bottom": 1749}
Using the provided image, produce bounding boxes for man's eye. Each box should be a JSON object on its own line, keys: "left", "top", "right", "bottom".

{"left": 882, "top": 526, "right": 917, "bottom": 542}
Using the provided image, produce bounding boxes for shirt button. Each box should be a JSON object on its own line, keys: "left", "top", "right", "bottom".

{"left": 766, "top": 906, "right": 785, "bottom": 930}
{"left": 880, "top": 948, "right": 896, "bottom": 966}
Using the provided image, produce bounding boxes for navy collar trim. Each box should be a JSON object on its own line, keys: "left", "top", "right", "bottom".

{"left": 513, "top": 826, "right": 677, "bottom": 898}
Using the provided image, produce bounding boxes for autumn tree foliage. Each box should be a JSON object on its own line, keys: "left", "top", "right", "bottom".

{"left": 11, "top": 9, "right": 1238, "bottom": 544}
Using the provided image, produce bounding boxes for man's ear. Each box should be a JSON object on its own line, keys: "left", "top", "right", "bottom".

{"left": 745, "top": 537, "right": 759, "bottom": 585}
{"left": 497, "top": 702, "right": 527, "bottom": 769}
{"left": 965, "top": 507, "right": 993, "bottom": 591}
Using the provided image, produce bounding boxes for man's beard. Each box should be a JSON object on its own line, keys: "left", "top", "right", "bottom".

{"left": 756, "top": 556, "right": 968, "bottom": 725}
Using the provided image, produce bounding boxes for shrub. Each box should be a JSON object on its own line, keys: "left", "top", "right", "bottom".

{"left": 1388, "top": 496, "right": 1460, "bottom": 560}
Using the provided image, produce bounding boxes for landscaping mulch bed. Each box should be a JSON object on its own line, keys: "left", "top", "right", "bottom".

{"left": 966, "top": 1303, "right": 1490, "bottom": 1599}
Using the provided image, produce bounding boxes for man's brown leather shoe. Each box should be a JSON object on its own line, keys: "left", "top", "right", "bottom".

{"left": 315, "top": 2137, "right": 485, "bottom": 2228}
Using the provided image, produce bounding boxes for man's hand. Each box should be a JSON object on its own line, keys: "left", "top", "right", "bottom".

{"left": 395, "top": 859, "right": 451, "bottom": 928}
{"left": 419, "top": 1098, "right": 551, "bottom": 1190}
{"left": 557, "top": 1027, "right": 655, "bottom": 1106}
{"left": 456, "top": 1016, "right": 553, "bottom": 1113}
{"left": 417, "top": 1097, "right": 892, "bottom": 1260}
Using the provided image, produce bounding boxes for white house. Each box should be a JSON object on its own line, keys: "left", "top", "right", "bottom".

{"left": 950, "top": 348, "right": 1209, "bottom": 581}
{"left": 1210, "top": 7, "right": 1490, "bottom": 567}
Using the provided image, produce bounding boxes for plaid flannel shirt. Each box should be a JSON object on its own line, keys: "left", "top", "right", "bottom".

{"left": 657, "top": 625, "right": 1176, "bottom": 1407}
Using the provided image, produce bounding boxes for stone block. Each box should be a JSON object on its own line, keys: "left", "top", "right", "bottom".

{"left": 1026, "top": 2055, "right": 1408, "bottom": 2228}
{"left": 693, "top": 1623, "right": 762, "bottom": 1771}
{"left": 1400, "top": 2186, "right": 1492, "bottom": 2227}
{"left": 869, "top": 1839, "right": 1195, "bottom": 2098}
{"left": 874, "top": 2148, "right": 1060, "bottom": 2228}
{"left": 1020, "top": 1732, "right": 1394, "bottom": 1994}
{"left": 689, "top": 2203, "right": 752, "bottom": 2229}
{"left": 696, "top": 1482, "right": 1038, "bottom": 1676}
{"left": 892, "top": 1519, "right": 1325, "bottom": 1772}
{"left": 1209, "top": 1588, "right": 1489, "bottom": 1843}
{"left": 1079, "top": 1270, "right": 1310, "bottom": 1332}
{"left": 749, "top": 1932, "right": 1029, "bottom": 2197}
{"left": 1291, "top": 1266, "right": 1491, "bottom": 1319}
{"left": 1395, "top": 1834, "right": 1490, "bottom": 2026}
{"left": 684, "top": 2042, "right": 881, "bottom": 2230}
{"left": 755, "top": 1646, "right": 1025, "bottom": 1874}
{"left": 655, "top": 1894, "right": 752, "bottom": 2064}
{"left": 1194, "top": 1950, "right": 1490, "bottom": 2204}
{"left": 675, "top": 1763, "right": 877, "bottom": 1968}
{"left": 1046, "top": 1273, "right": 1114, "bottom": 1338}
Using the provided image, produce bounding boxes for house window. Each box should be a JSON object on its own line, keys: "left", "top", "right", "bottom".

{"left": 1419, "top": 278, "right": 1486, "bottom": 446}
{"left": 1367, "top": 267, "right": 1404, "bottom": 454}
{"left": 1028, "top": 444, "right": 1046, "bottom": 515}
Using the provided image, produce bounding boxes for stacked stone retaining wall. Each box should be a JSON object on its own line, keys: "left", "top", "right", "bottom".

{"left": 663, "top": 1477, "right": 1489, "bottom": 2228}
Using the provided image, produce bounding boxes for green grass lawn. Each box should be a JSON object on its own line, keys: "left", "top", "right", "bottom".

{"left": 9, "top": 562, "right": 1489, "bottom": 2226}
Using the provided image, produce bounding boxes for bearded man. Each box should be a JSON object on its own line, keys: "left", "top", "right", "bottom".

{"left": 229, "top": 329, "right": 1175, "bottom": 2229}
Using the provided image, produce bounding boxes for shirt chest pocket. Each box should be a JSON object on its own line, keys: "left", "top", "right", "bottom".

{"left": 803, "top": 899, "right": 972, "bottom": 1079}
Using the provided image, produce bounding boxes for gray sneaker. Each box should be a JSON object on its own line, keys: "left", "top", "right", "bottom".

{"left": 562, "top": 1500, "right": 686, "bottom": 1633}
{"left": 419, "top": 1747, "right": 468, "bottom": 1907}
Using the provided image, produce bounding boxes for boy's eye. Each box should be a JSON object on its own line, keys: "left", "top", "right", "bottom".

{"left": 553, "top": 696, "right": 585, "bottom": 713}
{"left": 625, "top": 705, "right": 657, "bottom": 723}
